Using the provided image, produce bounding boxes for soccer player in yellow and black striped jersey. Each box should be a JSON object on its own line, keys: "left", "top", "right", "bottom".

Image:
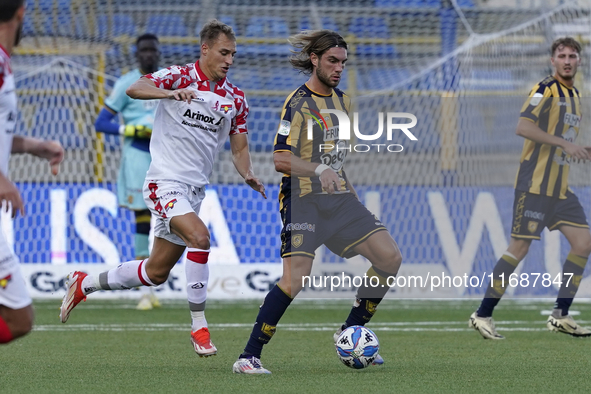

{"left": 233, "top": 30, "right": 403, "bottom": 374}
{"left": 471, "top": 37, "right": 591, "bottom": 339}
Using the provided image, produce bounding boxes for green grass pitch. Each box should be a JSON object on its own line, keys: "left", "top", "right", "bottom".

{"left": 1, "top": 298, "right": 591, "bottom": 393}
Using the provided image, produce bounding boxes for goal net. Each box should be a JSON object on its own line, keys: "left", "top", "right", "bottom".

{"left": 6, "top": 0, "right": 591, "bottom": 297}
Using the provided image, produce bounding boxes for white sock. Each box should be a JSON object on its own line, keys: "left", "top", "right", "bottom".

{"left": 186, "top": 248, "right": 210, "bottom": 331}
{"left": 82, "top": 260, "right": 155, "bottom": 296}
{"left": 190, "top": 311, "right": 208, "bottom": 331}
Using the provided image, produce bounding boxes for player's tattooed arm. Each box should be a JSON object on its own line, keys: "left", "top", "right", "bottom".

{"left": 11, "top": 136, "right": 64, "bottom": 176}
{"left": 230, "top": 133, "right": 266, "bottom": 199}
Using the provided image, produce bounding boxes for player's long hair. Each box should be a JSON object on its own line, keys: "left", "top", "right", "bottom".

{"left": 551, "top": 37, "right": 581, "bottom": 56}
{"left": 199, "top": 19, "right": 236, "bottom": 45}
{"left": 289, "top": 30, "right": 347, "bottom": 75}
{"left": 0, "top": 0, "right": 24, "bottom": 22}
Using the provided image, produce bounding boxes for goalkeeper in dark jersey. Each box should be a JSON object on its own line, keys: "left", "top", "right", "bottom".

{"left": 233, "top": 30, "right": 402, "bottom": 374}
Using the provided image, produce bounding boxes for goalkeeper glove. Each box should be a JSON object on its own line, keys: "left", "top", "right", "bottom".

{"left": 120, "top": 125, "right": 152, "bottom": 139}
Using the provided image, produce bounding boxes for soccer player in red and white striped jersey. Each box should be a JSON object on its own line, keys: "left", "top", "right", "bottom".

{"left": 60, "top": 19, "right": 266, "bottom": 357}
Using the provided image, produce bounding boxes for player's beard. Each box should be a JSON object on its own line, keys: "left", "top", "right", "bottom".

{"left": 316, "top": 66, "right": 339, "bottom": 89}
{"left": 14, "top": 21, "right": 22, "bottom": 47}
{"left": 558, "top": 67, "right": 575, "bottom": 81}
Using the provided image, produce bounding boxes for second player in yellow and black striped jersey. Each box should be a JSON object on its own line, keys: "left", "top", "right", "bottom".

{"left": 274, "top": 83, "right": 351, "bottom": 204}
{"left": 516, "top": 75, "right": 582, "bottom": 199}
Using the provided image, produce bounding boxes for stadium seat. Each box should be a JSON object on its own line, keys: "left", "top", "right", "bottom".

{"left": 349, "top": 16, "right": 390, "bottom": 38}
{"left": 463, "top": 70, "right": 516, "bottom": 92}
{"left": 375, "top": 0, "right": 440, "bottom": 7}
{"left": 32, "top": 107, "right": 86, "bottom": 149}
{"left": 22, "top": 15, "right": 35, "bottom": 36}
{"left": 226, "top": 67, "right": 263, "bottom": 90}
{"left": 38, "top": 0, "right": 71, "bottom": 13}
{"left": 195, "top": 15, "right": 240, "bottom": 37}
{"left": 96, "top": 14, "right": 137, "bottom": 37}
{"left": 245, "top": 16, "right": 289, "bottom": 37}
{"left": 43, "top": 14, "right": 76, "bottom": 36}
{"left": 298, "top": 16, "right": 338, "bottom": 32}
{"left": 356, "top": 67, "right": 411, "bottom": 91}
{"left": 146, "top": 15, "right": 189, "bottom": 37}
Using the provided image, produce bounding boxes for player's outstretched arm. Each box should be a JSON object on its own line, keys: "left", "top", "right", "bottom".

{"left": 0, "top": 171, "right": 24, "bottom": 218}
{"left": 516, "top": 118, "right": 590, "bottom": 161}
{"left": 273, "top": 151, "right": 341, "bottom": 194}
{"left": 230, "top": 133, "right": 266, "bottom": 199}
{"left": 11, "top": 136, "right": 64, "bottom": 176}
{"left": 126, "top": 77, "right": 197, "bottom": 103}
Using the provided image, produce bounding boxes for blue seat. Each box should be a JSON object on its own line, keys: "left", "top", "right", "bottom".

{"left": 32, "top": 107, "right": 86, "bottom": 149}
{"left": 96, "top": 14, "right": 137, "bottom": 37}
{"left": 22, "top": 16, "right": 35, "bottom": 36}
{"left": 299, "top": 16, "right": 338, "bottom": 32}
{"left": 146, "top": 15, "right": 188, "bottom": 37}
{"left": 43, "top": 14, "right": 76, "bottom": 36}
{"left": 245, "top": 16, "right": 289, "bottom": 37}
{"left": 375, "top": 0, "right": 440, "bottom": 7}
{"left": 196, "top": 15, "right": 240, "bottom": 37}
{"left": 240, "top": 44, "right": 291, "bottom": 57}
{"left": 349, "top": 16, "right": 389, "bottom": 38}
{"left": 357, "top": 67, "right": 411, "bottom": 91}
{"left": 38, "top": 0, "right": 71, "bottom": 13}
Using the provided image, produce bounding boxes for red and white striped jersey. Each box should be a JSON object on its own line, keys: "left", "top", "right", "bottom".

{"left": 143, "top": 61, "right": 249, "bottom": 187}
{"left": 0, "top": 44, "right": 17, "bottom": 177}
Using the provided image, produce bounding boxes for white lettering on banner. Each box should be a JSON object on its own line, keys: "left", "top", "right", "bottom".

{"left": 0, "top": 201, "right": 13, "bottom": 249}
{"left": 198, "top": 189, "right": 240, "bottom": 265}
{"left": 73, "top": 189, "right": 120, "bottom": 264}
{"left": 50, "top": 189, "right": 67, "bottom": 264}
{"left": 428, "top": 192, "right": 508, "bottom": 295}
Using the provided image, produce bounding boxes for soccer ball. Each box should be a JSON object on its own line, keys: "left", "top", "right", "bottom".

{"left": 335, "top": 325, "right": 380, "bottom": 369}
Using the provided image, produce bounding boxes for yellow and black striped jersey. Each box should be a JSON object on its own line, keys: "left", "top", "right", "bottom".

{"left": 515, "top": 76, "right": 582, "bottom": 199}
{"left": 274, "top": 83, "right": 351, "bottom": 206}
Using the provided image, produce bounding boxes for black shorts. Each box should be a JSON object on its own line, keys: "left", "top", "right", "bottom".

{"left": 511, "top": 189, "right": 589, "bottom": 240}
{"left": 280, "top": 193, "right": 388, "bottom": 259}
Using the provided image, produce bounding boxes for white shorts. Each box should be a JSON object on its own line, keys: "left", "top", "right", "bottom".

{"left": 143, "top": 180, "right": 206, "bottom": 246}
{"left": 0, "top": 232, "right": 31, "bottom": 309}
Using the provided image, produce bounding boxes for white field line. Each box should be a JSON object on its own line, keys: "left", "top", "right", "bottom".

{"left": 34, "top": 320, "right": 591, "bottom": 332}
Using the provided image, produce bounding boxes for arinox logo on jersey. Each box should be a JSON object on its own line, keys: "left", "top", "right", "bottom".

{"left": 183, "top": 109, "right": 222, "bottom": 125}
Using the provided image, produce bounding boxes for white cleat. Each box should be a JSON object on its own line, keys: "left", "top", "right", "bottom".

{"left": 469, "top": 312, "right": 505, "bottom": 340}
{"left": 232, "top": 356, "right": 271, "bottom": 374}
{"left": 547, "top": 314, "right": 591, "bottom": 337}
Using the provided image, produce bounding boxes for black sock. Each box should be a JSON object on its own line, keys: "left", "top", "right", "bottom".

{"left": 345, "top": 266, "right": 393, "bottom": 328}
{"left": 477, "top": 254, "right": 519, "bottom": 318}
{"left": 554, "top": 253, "right": 587, "bottom": 316}
{"left": 241, "top": 284, "right": 292, "bottom": 359}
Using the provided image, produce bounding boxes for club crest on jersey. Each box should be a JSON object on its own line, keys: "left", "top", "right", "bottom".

{"left": 292, "top": 234, "right": 303, "bottom": 248}
{"left": 0, "top": 274, "right": 12, "bottom": 289}
{"left": 212, "top": 101, "right": 219, "bottom": 111}
{"left": 164, "top": 199, "right": 177, "bottom": 212}
{"left": 527, "top": 221, "right": 538, "bottom": 234}
{"left": 220, "top": 104, "right": 232, "bottom": 114}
